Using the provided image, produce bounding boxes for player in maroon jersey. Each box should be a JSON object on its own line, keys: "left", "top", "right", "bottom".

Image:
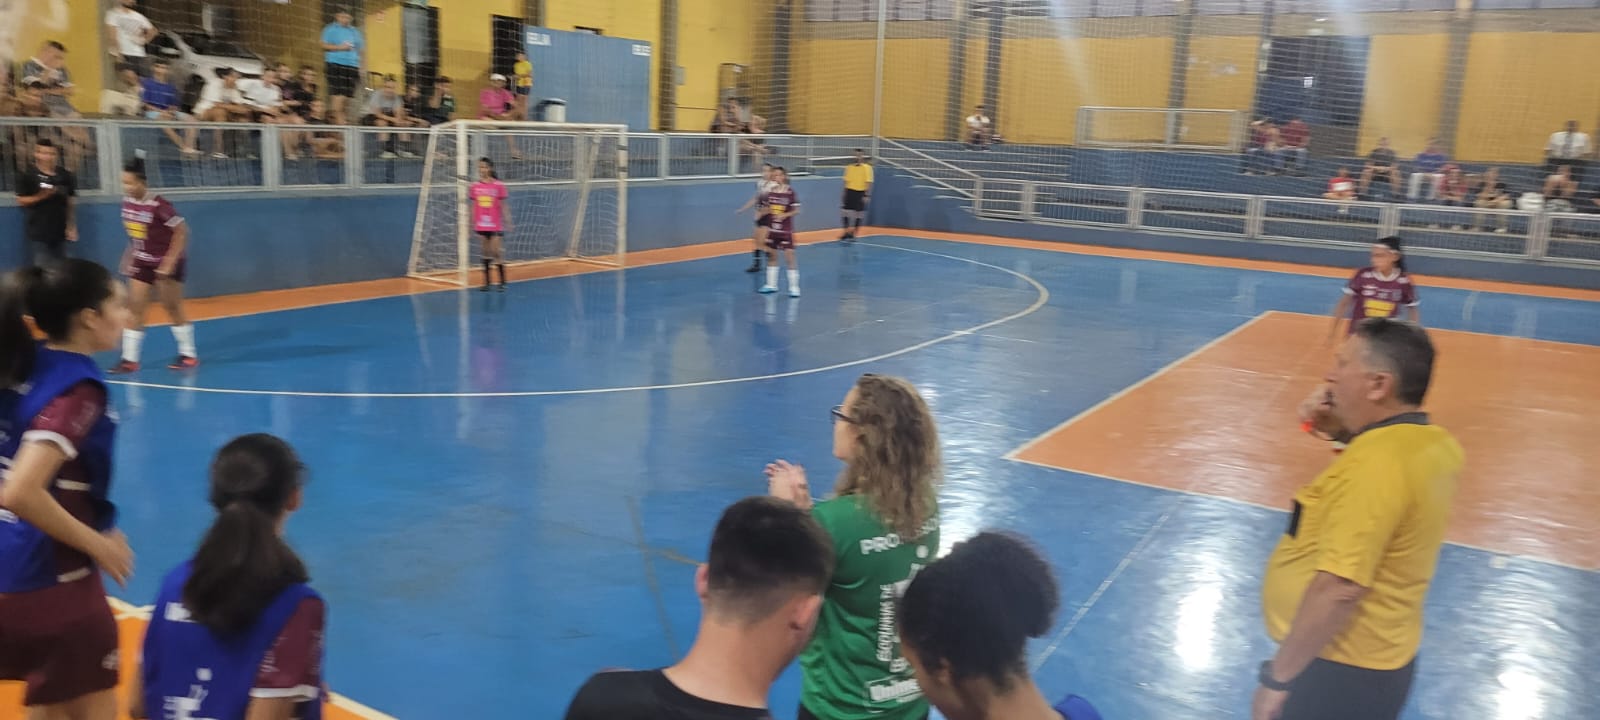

{"left": 1328, "top": 236, "right": 1419, "bottom": 341}
{"left": 759, "top": 167, "right": 801, "bottom": 298}
{"left": 109, "top": 158, "right": 198, "bottom": 373}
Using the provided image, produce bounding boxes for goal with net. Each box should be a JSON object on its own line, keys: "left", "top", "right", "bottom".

{"left": 408, "top": 120, "right": 629, "bottom": 286}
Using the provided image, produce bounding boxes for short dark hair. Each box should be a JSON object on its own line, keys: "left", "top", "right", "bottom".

{"left": 899, "top": 532, "right": 1058, "bottom": 692}
{"left": 704, "top": 497, "right": 833, "bottom": 623}
{"left": 46, "top": 41, "right": 66, "bottom": 52}
{"left": 35, "top": 138, "right": 56, "bottom": 150}
{"left": 1353, "top": 318, "right": 1435, "bottom": 406}
{"left": 152, "top": 57, "right": 170, "bottom": 67}
{"left": 435, "top": 76, "right": 451, "bottom": 84}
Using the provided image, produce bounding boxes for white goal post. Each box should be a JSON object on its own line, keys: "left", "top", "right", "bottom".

{"left": 407, "top": 120, "right": 630, "bottom": 286}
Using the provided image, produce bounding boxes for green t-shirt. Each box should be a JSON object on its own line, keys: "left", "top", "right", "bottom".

{"left": 800, "top": 494, "right": 940, "bottom": 720}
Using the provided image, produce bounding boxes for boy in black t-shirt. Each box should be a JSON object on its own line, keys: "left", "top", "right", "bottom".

{"left": 563, "top": 497, "right": 834, "bottom": 720}
{"left": 13, "top": 139, "right": 77, "bottom": 268}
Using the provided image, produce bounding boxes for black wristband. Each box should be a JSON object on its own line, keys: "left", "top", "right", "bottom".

{"left": 1258, "top": 661, "right": 1293, "bottom": 692}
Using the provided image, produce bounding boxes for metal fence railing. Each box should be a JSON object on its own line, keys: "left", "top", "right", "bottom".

{"left": 0, "top": 118, "right": 869, "bottom": 199}
{"left": 970, "top": 178, "right": 1600, "bottom": 266}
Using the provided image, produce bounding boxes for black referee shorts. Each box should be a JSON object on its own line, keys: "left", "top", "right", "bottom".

{"left": 842, "top": 189, "right": 867, "bottom": 211}
{"left": 1281, "top": 657, "right": 1416, "bottom": 720}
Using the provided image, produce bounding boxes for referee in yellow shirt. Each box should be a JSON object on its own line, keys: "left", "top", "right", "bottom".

{"left": 1255, "top": 318, "right": 1462, "bottom": 720}
{"left": 840, "top": 149, "right": 873, "bottom": 241}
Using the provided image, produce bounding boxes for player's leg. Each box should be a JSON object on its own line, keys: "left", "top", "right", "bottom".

{"left": 747, "top": 221, "right": 767, "bottom": 272}
{"left": 760, "top": 234, "right": 780, "bottom": 294}
{"left": 110, "top": 276, "right": 153, "bottom": 373}
{"left": 159, "top": 272, "right": 197, "bottom": 368}
{"left": 491, "top": 233, "right": 507, "bottom": 289}
{"left": 479, "top": 232, "right": 494, "bottom": 290}
{"left": 784, "top": 247, "right": 800, "bottom": 298}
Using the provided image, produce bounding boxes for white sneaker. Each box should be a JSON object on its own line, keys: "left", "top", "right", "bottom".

{"left": 758, "top": 284, "right": 777, "bottom": 294}
{"left": 788, "top": 287, "right": 800, "bottom": 298}
{"left": 380, "top": 151, "right": 397, "bottom": 159}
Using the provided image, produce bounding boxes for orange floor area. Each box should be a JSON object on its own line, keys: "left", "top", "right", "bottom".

{"left": 1010, "top": 310, "right": 1600, "bottom": 570}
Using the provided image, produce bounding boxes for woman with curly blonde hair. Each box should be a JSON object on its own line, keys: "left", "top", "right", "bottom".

{"left": 768, "top": 373, "right": 942, "bottom": 720}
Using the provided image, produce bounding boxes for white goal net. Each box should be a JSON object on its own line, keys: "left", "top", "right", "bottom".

{"left": 408, "top": 121, "right": 629, "bottom": 286}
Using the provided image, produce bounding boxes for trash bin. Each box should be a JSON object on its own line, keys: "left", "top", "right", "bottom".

{"left": 537, "top": 98, "right": 567, "bottom": 123}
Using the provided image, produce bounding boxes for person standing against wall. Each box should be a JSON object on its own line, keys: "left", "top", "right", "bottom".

{"left": 1255, "top": 319, "right": 1461, "bottom": 720}
{"left": 321, "top": 9, "right": 365, "bottom": 124}
{"left": 104, "top": 0, "right": 156, "bottom": 77}
{"left": 14, "top": 138, "right": 77, "bottom": 268}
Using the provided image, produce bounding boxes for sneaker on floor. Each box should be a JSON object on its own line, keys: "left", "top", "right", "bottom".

{"left": 758, "top": 284, "right": 777, "bottom": 294}
{"left": 380, "top": 151, "right": 397, "bottom": 159}
{"left": 497, "top": 283, "right": 507, "bottom": 292}
{"left": 788, "top": 287, "right": 801, "bottom": 298}
{"left": 108, "top": 360, "right": 140, "bottom": 375}
{"left": 168, "top": 355, "right": 199, "bottom": 370}
{"left": 745, "top": 263, "right": 761, "bottom": 273}
{"left": 398, "top": 150, "right": 418, "bottom": 159}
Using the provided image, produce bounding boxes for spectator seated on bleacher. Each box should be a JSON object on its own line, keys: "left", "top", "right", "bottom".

{"left": 966, "top": 105, "right": 992, "bottom": 150}
{"left": 140, "top": 58, "right": 199, "bottom": 155}
{"left": 1239, "top": 119, "right": 1283, "bottom": 175}
{"left": 1323, "top": 167, "right": 1356, "bottom": 214}
{"left": 1406, "top": 140, "right": 1449, "bottom": 202}
{"left": 1472, "top": 167, "right": 1511, "bottom": 233}
{"left": 1359, "top": 137, "right": 1401, "bottom": 200}
{"left": 99, "top": 63, "right": 143, "bottom": 117}
{"left": 1280, "top": 117, "right": 1310, "bottom": 175}
{"left": 1543, "top": 165, "right": 1578, "bottom": 213}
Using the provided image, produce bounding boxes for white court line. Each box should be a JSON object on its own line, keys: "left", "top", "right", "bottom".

{"left": 1002, "top": 311, "right": 1275, "bottom": 461}
{"left": 104, "top": 598, "right": 401, "bottom": 719}
{"left": 106, "top": 242, "right": 1050, "bottom": 398}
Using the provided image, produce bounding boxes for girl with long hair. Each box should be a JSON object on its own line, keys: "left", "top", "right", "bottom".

{"left": 768, "top": 373, "right": 942, "bottom": 720}
{"left": 133, "top": 433, "right": 325, "bottom": 720}
{"left": 470, "top": 156, "right": 511, "bottom": 291}
{"left": 899, "top": 532, "right": 1101, "bottom": 720}
{"left": 0, "top": 259, "right": 133, "bottom": 720}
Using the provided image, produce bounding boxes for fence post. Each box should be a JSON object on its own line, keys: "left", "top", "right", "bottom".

{"left": 1021, "top": 181, "right": 1036, "bottom": 222}
{"left": 1246, "top": 196, "right": 1264, "bottom": 238}
{"left": 1128, "top": 187, "right": 1144, "bottom": 229}
{"left": 659, "top": 135, "right": 670, "bottom": 180}
{"left": 1527, "top": 211, "right": 1550, "bottom": 260}
{"left": 973, "top": 178, "right": 984, "bottom": 216}
{"left": 727, "top": 136, "right": 739, "bottom": 177}
{"left": 346, "top": 128, "right": 363, "bottom": 188}
{"left": 261, "top": 127, "right": 282, "bottom": 191}
{"left": 1379, "top": 203, "right": 1399, "bottom": 237}
{"left": 99, "top": 123, "right": 121, "bottom": 195}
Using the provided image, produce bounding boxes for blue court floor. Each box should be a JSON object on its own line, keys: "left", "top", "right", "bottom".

{"left": 102, "top": 236, "right": 1600, "bottom": 719}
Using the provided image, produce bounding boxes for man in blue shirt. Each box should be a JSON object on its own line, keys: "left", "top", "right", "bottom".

{"left": 320, "top": 9, "right": 364, "bottom": 123}
{"left": 139, "top": 58, "right": 197, "bottom": 154}
{"left": 1407, "top": 139, "right": 1449, "bottom": 202}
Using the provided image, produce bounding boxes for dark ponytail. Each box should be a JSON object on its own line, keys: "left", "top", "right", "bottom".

{"left": 1, "top": 260, "right": 116, "bottom": 386}
{"left": 1379, "top": 235, "right": 1407, "bottom": 274}
{"left": 183, "top": 434, "right": 309, "bottom": 636}
{"left": 899, "top": 531, "right": 1059, "bottom": 693}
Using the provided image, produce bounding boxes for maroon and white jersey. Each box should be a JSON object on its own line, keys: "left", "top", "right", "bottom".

{"left": 764, "top": 185, "right": 799, "bottom": 235}
{"left": 121, "top": 193, "right": 185, "bottom": 264}
{"left": 1344, "top": 267, "right": 1417, "bottom": 323}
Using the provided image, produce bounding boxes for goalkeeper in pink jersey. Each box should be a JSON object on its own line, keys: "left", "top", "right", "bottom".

{"left": 469, "top": 157, "right": 511, "bottom": 291}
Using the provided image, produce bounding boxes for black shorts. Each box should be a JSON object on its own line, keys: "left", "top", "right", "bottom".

{"left": 843, "top": 189, "right": 867, "bottom": 211}
{"left": 755, "top": 214, "right": 771, "bottom": 228}
{"left": 477, "top": 230, "right": 501, "bottom": 241}
{"left": 325, "top": 63, "right": 359, "bottom": 97}
{"left": 1280, "top": 657, "right": 1417, "bottom": 720}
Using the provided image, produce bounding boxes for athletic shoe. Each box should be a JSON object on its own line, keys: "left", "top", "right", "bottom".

{"left": 168, "top": 355, "right": 199, "bottom": 370}
{"left": 107, "top": 360, "right": 140, "bottom": 375}
{"left": 758, "top": 284, "right": 777, "bottom": 294}
{"left": 480, "top": 284, "right": 491, "bottom": 292}
{"left": 745, "top": 263, "right": 761, "bottom": 273}
{"left": 789, "top": 287, "right": 801, "bottom": 298}
{"left": 497, "top": 283, "right": 507, "bottom": 292}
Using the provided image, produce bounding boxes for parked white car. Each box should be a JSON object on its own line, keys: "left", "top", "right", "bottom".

{"left": 145, "top": 29, "right": 264, "bottom": 109}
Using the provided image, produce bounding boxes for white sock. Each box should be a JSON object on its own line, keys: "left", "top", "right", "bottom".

{"left": 171, "top": 324, "right": 196, "bottom": 357}
{"left": 122, "top": 329, "right": 144, "bottom": 363}
{"left": 787, "top": 269, "right": 800, "bottom": 291}
{"left": 766, "top": 265, "right": 778, "bottom": 287}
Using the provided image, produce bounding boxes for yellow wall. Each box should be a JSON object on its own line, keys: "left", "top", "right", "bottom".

{"left": 880, "top": 38, "right": 952, "bottom": 139}
{"left": 1358, "top": 33, "right": 1449, "bottom": 158}
{"left": 1456, "top": 32, "right": 1600, "bottom": 163}
{"left": 789, "top": 38, "right": 876, "bottom": 135}
{"left": 1000, "top": 36, "right": 1174, "bottom": 144}
{"left": 1181, "top": 35, "right": 1256, "bottom": 147}
{"left": 8, "top": 0, "right": 107, "bottom": 111}
{"left": 544, "top": 0, "right": 663, "bottom": 129}
{"left": 676, "top": 0, "right": 758, "bottom": 131}
{"left": 962, "top": 35, "right": 987, "bottom": 115}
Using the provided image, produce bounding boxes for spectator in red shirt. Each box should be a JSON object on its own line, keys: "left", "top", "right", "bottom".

{"left": 1323, "top": 167, "right": 1356, "bottom": 214}
{"left": 1280, "top": 117, "right": 1310, "bottom": 175}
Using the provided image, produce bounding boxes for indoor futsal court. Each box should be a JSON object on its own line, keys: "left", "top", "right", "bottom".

{"left": 3, "top": 229, "right": 1597, "bottom": 720}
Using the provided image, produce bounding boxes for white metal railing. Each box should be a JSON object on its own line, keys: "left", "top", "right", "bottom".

{"left": 878, "top": 139, "right": 983, "bottom": 201}
{"left": 0, "top": 117, "right": 868, "bottom": 198}
{"left": 965, "top": 178, "right": 1600, "bottom": 265}
{"left": 1075, "top": 107, "right": 1246, "bottom": 153}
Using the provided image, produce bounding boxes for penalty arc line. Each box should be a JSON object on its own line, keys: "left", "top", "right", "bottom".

{"left": 105, "top": 242, "right": 1051, "bottom": 399}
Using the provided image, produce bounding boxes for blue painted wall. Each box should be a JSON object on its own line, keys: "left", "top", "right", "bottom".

{"left": 0, "top": 177, "right": 841, "bottom": 298}
{"left": 868, "top": 171, "right": 1600, "bottom": 291}
{"left": 524, "top": 27, "right": 652, "bottom": 130}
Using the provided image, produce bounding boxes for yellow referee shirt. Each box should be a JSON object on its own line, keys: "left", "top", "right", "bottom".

{"left": 1262, "top": 414, "right": 1462, "bottom": 671}
{"left": 844, "top": 162, "right": 874, "bottom": 191}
